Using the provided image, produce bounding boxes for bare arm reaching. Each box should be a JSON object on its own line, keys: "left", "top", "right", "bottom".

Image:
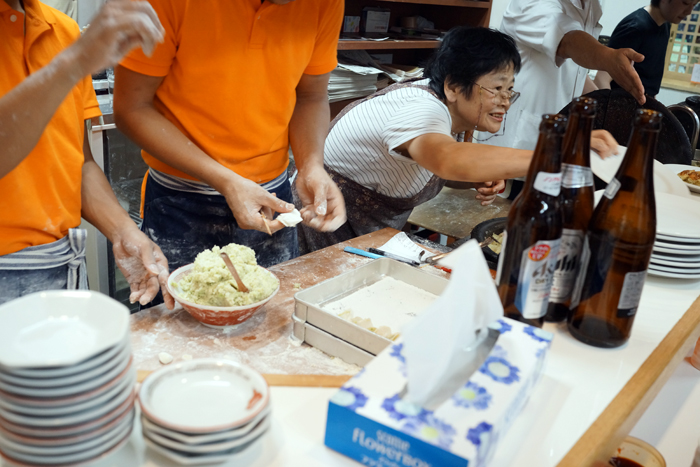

{"left": 289, "top": 73, "right": 347, "bottom": 232}
{"left": 0, "top": 0, "right": 163, "bottom": 179}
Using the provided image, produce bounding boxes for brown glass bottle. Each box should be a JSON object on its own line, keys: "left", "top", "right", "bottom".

{"left": 568, "top": 109, "right": 660, "bottom": 348}
{"left": 545, "top": 98, "right": 596, "bottom": 322}
{"left": 496, "top": 114, "right": 565, "bottom": 328}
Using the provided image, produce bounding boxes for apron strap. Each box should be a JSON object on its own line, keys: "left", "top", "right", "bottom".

{"left": 0, "top": 228, "right": 88, "bottom": 290}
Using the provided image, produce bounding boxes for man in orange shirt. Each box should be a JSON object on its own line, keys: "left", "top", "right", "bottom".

{"left": 114, "top": 0, "right": 347, "bottom": 279}
{"left": 0, "top": 0, "right": 174, "bottom": 308}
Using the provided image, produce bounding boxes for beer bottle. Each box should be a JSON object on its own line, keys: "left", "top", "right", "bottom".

{"left": 496, "top": 114, "right": 565, "bottom": 328}
{"left": 568, "top": 109, "right": 660, "bottom": 348}
{"left": 545, "top": 98, "right": 596, "bottom": 322}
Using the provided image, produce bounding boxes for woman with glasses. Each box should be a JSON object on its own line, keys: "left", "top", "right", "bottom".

{"left": 293, "top": 26, "right": 616, "bottom": 253}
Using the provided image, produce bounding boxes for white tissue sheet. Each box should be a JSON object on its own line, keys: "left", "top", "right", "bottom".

{"left": 402, "top": 239, "right": 504, "bottom": 408}
{"left": 276, "top": 209, "right": 302, "bottom": 227}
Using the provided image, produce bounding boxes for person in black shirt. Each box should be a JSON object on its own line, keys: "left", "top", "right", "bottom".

{"left": 595, "top": 0, "right": 698, "bottom": 97}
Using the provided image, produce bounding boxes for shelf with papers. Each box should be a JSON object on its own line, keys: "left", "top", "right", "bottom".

{"left": 337, "top": 40, "right": 440, "bottom": 50}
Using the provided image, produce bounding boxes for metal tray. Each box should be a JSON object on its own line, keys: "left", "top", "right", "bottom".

{"left": 293, "top": 258, "right": 448, "bottom": 364}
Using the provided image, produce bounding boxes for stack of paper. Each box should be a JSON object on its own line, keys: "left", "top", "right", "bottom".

{"left": 338, "top": 50, "right": 424, "bottom": 83}
{"left": 329, "top": 63, "right": 382, "bottom": 103}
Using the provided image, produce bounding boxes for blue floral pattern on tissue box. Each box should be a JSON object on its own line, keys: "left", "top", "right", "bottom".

{"left": 402, "top": 412, "right": 457, "bottom": 450}
{"left": 452, "top": 382, "right": 492, "bottom": 410}
{"left": 524, "top": 326, "right": 554, "bottom": 343}
{"left": 330, "top": 386, "right": 368, "bottom": 412}
{"left": 325, "top": 318, "right": 553, "bottom": 467}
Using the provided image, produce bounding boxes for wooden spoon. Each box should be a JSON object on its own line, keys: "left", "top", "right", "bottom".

{"left": 220, "top": 252, "right": 249, "bottom": 293}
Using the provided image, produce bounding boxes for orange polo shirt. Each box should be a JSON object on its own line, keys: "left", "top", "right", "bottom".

{"left": 0, "top": 0, "right": 101, "bottom": 256}
{"left": 120, "top": 0, "right": 343, "bottom": 184}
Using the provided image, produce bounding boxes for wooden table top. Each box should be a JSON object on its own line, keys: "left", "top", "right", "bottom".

{"left": 130, "top": 227, "right": 700, "bottom": 467}
{"left": 131, "top": 228, "right": 447, "bottom": 376}
{"left": 407, "top": 187, "right": 512, "bottom": 239}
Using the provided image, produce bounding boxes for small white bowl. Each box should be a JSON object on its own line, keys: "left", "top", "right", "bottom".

{"left": 0, "top": 291, "right": 129, "bottom": 369}
{"left": 141, "top": 403, "right": 271, "bottom": 445}
{"left": 139, "top": 359, "right": 269, "bottom": 434}
{"left": 143, "top": 414, "right": 270, "bottom": 454}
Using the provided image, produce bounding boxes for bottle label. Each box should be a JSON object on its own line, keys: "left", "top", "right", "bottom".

{"left": 533, "top": 172, "right": 562, "bottom": 197}
{"left": 562, "top": 164, "right": 593, "bottom": 189}
{"left": 549, "top": 228, "right": 585, "bottom": 304}
{"left": 617, "top": 270, "right": 647, "bottom": 318}
{"left": 515, "top": 238, "right": 561, "bottom": 319}
{"left": 603, "top": 178, "right": 621, "bottom": 199}
{"left": 569, "top": 235, "right": 590, "bottom": 310}
{"left": 495, "top": 230, "right": 508, "bottom": 285}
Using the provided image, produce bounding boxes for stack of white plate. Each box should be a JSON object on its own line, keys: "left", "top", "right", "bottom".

{"left": 0, "top": 291, "right": 135, "bottom": 466}
{"left": 650, "top": 192, "right": 700, "bottom": 279}
{"left": 139, "top": 359, "right": 271, "bottom": 465}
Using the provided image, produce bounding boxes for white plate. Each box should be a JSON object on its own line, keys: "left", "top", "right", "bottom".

{"left": 0, "top": 359, "right": 134, "bottom": 409}
{"left": 591, "top": 146, "right": 692, "bottom": 199}
{"left": 0, "top": 408, "right": 134, "bottom": 456}
{"left": 0, "top": 376, "right": 134, "bottom": 427}
{"left": 143, "top": 426, "right": 267, "bottom": 466}
{"left": 654, "top": 240, "right": 700, "bottom": 253}
{"left": 654, "top": 244, "right": 700, "bottom": 255}
{"left": 652, "top": 251, "right": 700, "bottom": 263}
{"left": 0, "top": 367, "right": 135, "bottom": 417}
{"left": 648, "top": 267, "right": 700, "bottom": 279}
{"left": 141, "top": 403, "right": 271, "bottom": 445}
{"left": 0, "top": 291, "right": 129, "bottom": 369}
{"left": 0, "top": 403, "right": 134, "bottom": 447}
{"left": 650, "top": 255, "right": 700, "bottom": 268}
{"left": 665, "top": 163, "right": 700, "bottom": 193}
{"left": 649, "top": 262, "right": 700, "bottom": 274}
{"left": 656, "top": 193, "right": 700, "bottom": 240}
{"left": 656, "top": 233, "right": 700, "bottom": 245}
{"left": 0, "top": 342, "right": 131, "bottom": 389}
{"left": 0, "top": 354, "right": 132, "bottom": 399}
{"left": 0, "top": 393, "right": 134, "bottom": 439}
{"left": 0, "top": 415, "right": 132, "bottom": 465}
{"left": 139, "top": 359, "right": 269, "bottom": 434}
{"left": 143, "top": 414, "right": 270, "bottom": 454}
{"left": 0, "top": 335, "right": 128, "bottom": 380}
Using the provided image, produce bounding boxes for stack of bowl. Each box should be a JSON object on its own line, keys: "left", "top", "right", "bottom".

{"left": 0, "top": 291, "right": 135, "bottom": 466}
{"left": 139, "top": 359, "right": 271, "bottom": 465}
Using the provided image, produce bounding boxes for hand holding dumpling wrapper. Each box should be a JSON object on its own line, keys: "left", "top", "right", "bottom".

{"left": 403, "top": 239, "right": 503, "bottom": 409}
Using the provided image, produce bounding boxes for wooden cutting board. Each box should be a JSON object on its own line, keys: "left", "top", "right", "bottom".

{"left": 136, "top": 370, "right": 350, "bottom": 388}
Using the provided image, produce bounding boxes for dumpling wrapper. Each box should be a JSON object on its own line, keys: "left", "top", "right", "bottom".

{"left": 277, "top": 209, "right": 303, "bottom": 227}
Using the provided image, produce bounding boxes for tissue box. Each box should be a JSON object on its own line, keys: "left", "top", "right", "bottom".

{"left": 324, "top": 318, "right": 552, "bottom": 467}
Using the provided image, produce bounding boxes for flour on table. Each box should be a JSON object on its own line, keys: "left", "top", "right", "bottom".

{"left": 322, "top": 277, "right": 437, "bottom": 338}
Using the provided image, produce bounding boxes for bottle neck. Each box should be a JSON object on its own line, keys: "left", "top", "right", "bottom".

{"left": 617, "top": 126, "right": 658, "bottom": 195}
{"left": 522, "top": 129, "right": 563, "bottom": 198}
{"left": 561, "top": 113, "right": 593, "bottom": 167}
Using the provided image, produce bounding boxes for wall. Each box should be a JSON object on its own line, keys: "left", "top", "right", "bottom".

{"left": 77, "top": 0, "right": 103, "bottom": 28}
{"left": 489, "top": 0, "right": 699, "bottom": 105}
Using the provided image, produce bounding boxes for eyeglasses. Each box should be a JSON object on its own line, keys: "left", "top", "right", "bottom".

{"left": 475, "top": 84, "right": 520, "bottom": 105}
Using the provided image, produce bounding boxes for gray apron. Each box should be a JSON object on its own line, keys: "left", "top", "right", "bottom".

{"left": 294, "top": 80, "right": 464, "bottom": 254}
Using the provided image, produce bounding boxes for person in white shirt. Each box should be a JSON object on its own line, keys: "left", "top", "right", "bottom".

{"left": 487, "top": 0, "right": 646, "bottom": 153}
{"left": 294, "top": 26, "right": 617, "bottom": 253}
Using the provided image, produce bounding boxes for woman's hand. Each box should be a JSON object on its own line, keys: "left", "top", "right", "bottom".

{"left": 474, "top": 180, "right": 505, "bottom": 206}
{"left": 111, "top": 226, "right": 174, "bottom": 309}
{"left": 591, "top": 130, "right": 619, "bottom": 159}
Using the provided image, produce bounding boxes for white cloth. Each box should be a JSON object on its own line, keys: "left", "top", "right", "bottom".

{"left": 42, "top": 0, "right": 77, "bottom": 21}
{"left": 325, "top": 79, "right": 460, "bottom": 198}
{"left": 486, "top": 0, "right": 603, "bottom": 151}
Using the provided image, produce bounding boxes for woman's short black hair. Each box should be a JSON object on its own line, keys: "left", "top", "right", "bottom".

{"left": 650, "top": 0, "right": 660, "bottom": 7}
{"left": 424, "top": 26, "right": 521, "bottom": 100}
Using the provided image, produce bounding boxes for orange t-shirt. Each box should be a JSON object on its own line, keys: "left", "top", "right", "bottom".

{"left": 0, "top": 0, "right": 101, "bottom": 257}
{"left": 119, "top": 0, "right": 343, "bottom": 184}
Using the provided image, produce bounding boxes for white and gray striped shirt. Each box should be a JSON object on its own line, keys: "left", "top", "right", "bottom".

{"left": 325, "top": 79, "right": 459, "bottom": 198}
